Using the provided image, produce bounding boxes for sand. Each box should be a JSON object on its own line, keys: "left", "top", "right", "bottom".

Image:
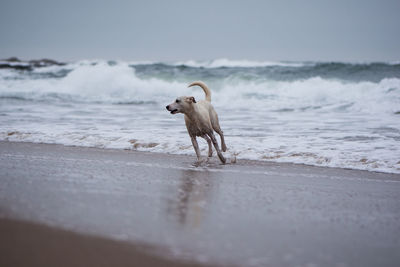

{"left": 1, "top": 141, "right": 400, "bottom": 267}
{"left": 0, "top": 218, "right": 205, "bottom": 267}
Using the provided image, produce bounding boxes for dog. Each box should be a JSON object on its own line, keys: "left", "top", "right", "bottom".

{"left": 166, "top": 81, "right": 227, "bottom": 164}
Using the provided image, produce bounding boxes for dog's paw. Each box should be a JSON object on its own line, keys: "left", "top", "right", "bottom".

{"left": 217, "top": 153, "right": 226, "bottom": 164}
{"left": 222, "top": 144, "right": 227, "bottom": 152}
{"left": 193, "top": 158, "right": 207, "bottom": 167}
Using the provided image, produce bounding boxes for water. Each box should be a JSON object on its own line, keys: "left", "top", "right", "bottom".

{"left": 1, "top": 59, "right": 399, "bottom": 173}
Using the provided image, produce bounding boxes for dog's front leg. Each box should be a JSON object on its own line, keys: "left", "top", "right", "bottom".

{"left": 190, "top": 136, "right": 202, "bottom": 162}
{"left": 208, "top": 132, "right": 226, "bottom": 164}
{"left": 201, "top": 134, "right": 213, "bottom": 157}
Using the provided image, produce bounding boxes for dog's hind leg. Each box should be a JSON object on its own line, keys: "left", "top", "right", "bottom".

{"left": 207, "top": 132, "right": 226, "bottom": 164}
{"left": 210, "top": 113, "right": 227, "bottom": 152}
{"left": 190, "top": 136, "right": 202, "bottom": 162}
{"left": 201, "top": 134, "right": 213, "bottom": 157}
{"left": 215, "top": 129, "right": 227, "bottom": 152}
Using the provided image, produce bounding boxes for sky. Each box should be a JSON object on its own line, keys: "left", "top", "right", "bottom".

{"left": 0, "top": 0, "right": 399, "bottom": 62}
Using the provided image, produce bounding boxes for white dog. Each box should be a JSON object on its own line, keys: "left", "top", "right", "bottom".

{"left": 166, "top": 81, "right": 227, "bottom": 164}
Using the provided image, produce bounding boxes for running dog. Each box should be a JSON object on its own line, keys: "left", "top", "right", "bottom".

{"left": 166, "top": 81, "right": 227, "bottom": 164}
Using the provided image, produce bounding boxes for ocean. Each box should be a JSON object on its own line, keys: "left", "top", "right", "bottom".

{"left": 1, "top": 58, "right": 399, "bottom": 173}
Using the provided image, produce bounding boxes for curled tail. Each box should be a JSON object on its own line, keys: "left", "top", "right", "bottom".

{"left": 188, "top": 81, "right": 211, "bottom": 102}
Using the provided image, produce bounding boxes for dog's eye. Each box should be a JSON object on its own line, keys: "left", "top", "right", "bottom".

{"left": 175, "top": 99, "right": 180, "bottom": 103}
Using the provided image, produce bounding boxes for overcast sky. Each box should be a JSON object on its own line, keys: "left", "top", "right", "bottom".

{"left": 1, "top": 0, "right": 399, "bottom": 62}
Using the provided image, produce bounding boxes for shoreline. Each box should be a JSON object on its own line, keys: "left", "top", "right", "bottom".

{"left": 2, "top": 140, "right": 399, "bottom": 176}
{"left": 1, "top": 141, "right": 399, "bottom": 266}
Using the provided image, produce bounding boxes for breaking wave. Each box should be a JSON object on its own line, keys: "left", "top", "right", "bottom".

{"left": 1, "top": 60, "right": 399, "bottom": 114}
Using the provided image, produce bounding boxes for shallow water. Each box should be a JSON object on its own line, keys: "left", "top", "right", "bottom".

{"left": 1, "top": 59, "right": 399, "bottom": 173}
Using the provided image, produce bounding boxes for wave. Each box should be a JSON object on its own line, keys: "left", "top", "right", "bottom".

{"left": 131, "top": 61, "right": 400, "bottom": 83}
{"left": 170, "top": 58, "right": 306, "bottom": 68}
{"left": 217, "top": 77, "right": 400, "bottom": 114}
{"left": 1, "top": 61, "right": 399, "bottom": 115}
{"left": 0, "top": 62, "right": 189, "bottom": 105}
{"left": 3, "top": 59, "right": 400, "bottom": 84}
{"left": 3, "top": 57, "right": 399, "bottom": 70}
{"left": 1, "top": 58, "right": 302, "bottom": 70}
{"left": 133, "top": 58, "right": 400, "bottom": 69}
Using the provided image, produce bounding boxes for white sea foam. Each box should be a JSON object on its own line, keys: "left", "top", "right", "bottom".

{"left": 2, "top": 62, "right": 399, "bottom": 114}
{"left": 125, "top": 58, "right": 305, "bottom": 68}
{"left": 1, "top": 60, "right": 399, "bottom": 173}
{"left": 0, "top": 61, "right": 187, "bottom": 103}
{"left": 0, "top": 61, "right": 30, "bottom": 66}
{"left": 172, "top": 58, "right": 306, "bottom": 68}
{"left": 212, "top": 77, "right": 400, "bottom": 115}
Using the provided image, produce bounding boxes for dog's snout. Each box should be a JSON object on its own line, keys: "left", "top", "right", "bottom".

{"left": 166, "top": 105, "right": 169, "bottom": 110}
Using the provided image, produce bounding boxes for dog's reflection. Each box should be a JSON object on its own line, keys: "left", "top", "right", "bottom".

{"left": 167, "top": 169, "right": 213, "bottom": 227}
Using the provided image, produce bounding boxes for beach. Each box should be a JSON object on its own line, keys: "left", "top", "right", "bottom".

{"left": 1, "top": 141, "right": 399, "bottom": 266}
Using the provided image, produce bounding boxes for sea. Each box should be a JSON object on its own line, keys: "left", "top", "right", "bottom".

{"left": 1, "top": 58, "right": 399, "bottom": 173}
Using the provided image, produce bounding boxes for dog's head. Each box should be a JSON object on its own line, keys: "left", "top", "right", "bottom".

{"left": 166, "top": 96, "right": 196, "bottom": 114}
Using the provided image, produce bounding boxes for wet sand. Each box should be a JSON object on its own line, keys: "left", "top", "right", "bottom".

{"left": 1, "top": 141, "right": 400, "bottom": 267}
{"left": 0, "top": 218, "right": 204, "bottom": 267}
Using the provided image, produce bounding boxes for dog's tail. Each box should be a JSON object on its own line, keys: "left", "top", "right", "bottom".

{"left": 188, "top": 81, "right": 211, "bottom": 102}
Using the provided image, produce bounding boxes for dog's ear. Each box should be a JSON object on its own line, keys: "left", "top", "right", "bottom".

{"left": 189, "top": 96, "right": 196, "bottom": 103}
